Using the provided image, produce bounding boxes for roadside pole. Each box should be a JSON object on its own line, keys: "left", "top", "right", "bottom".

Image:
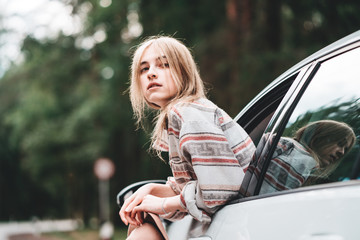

{"left": 94, "top": 158, "right": 115, "bottom": 240}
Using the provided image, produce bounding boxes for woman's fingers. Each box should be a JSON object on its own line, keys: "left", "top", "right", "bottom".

{"left": 119, "top": 208, "right": 129, "bottom": 225}
{"left": 132, "top": 195, "right": 164, "bottom": 216}
{"left": 124, "top": 210, "right": 139, "bottom": 226}
{"left": 119, "top": 210, "right": 128, "bottom": 225}
{"left": 120, "top": 210, "right": 137, "bottom": 226}
{"left": 119, "top": 184, "right": 158, "bottom": 225}
{"left": 125, "top": 197, "right": 141, "bottom": 212}
{"left": 120, "top": 194, "right": 141, "bottom": 225}
{"left": 119, "top": 194, "right": 135, "bottom": 223}
{"left": 137, "top": 211, "right": 145, "bottom": 224}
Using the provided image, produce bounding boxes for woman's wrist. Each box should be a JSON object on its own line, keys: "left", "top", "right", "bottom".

{"left": 162, "top": 195, "right": 187, "bottom": 214}
{"left": 161, "top": 198, "right": 169, "bottom": 214}
{"left": 141, "top": 183, "right": 155, "bottom": 195}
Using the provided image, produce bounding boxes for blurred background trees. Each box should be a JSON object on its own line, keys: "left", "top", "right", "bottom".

{"left": 0, "top": 0, "right": 359, "bottom": 227}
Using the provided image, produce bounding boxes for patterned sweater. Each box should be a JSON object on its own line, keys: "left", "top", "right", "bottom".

{"left": 156, "top": 98, "right": 256, "bottom": 223}
{"left": 259, "top": 137, "right": 318, "bottom": 194}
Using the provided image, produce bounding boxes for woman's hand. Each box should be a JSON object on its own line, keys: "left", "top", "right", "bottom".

{"left": 131, "top": 195, "right": 186, "bottom": 222}
{"left": 119, "top": 184, "right": 154, "bottom": 226}
{"left": 119, "top": 183, "right": 180, "bottom": 226}
{"left": 131, "top": 195, "right": 166, "bottom": 219}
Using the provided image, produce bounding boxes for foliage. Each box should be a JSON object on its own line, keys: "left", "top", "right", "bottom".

{"left": 0, "top": 0, "right": 360, "bottom": 224}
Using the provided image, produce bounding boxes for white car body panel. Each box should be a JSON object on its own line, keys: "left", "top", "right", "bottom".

{"left": 167, "top": 181, "right": 360, "bottom": 240}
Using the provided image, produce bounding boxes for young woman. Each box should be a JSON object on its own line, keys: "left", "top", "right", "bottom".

{"left": 119, "top": 36, "right": 256, "bottom": 239}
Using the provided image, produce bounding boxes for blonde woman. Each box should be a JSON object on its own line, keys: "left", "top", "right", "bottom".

{"left": 119, "top": 36, "right": 256, "bottom": 239}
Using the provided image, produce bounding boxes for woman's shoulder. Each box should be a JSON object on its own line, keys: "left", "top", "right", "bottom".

{"left": 171, "top": 98, "right": 217, "bottom": 110}
{"left": 169, "top": 98, "right": 219, "bottom": 122}
{"left": 277, "top": 137, "right": 314, "bottom": 161}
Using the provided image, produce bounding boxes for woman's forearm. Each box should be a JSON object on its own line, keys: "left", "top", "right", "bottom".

{"left": 141, "top": 184, "right": 187, "bottom": 214}
{"left": 148, "top": 183, "right": 177, "bottom": 198}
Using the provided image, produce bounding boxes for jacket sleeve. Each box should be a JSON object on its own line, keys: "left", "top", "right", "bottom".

{"left": 172, "top": 109, "right": 255, "bottom": 222}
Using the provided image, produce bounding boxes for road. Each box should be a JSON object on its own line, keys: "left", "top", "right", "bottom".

{"left": 0, "top": 219, "right": 78, "bottom": 240}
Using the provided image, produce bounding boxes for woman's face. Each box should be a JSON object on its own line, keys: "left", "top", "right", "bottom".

{"left": 317, "top": 136, "right": 353, "bottom": 166}
{"left": 139, "top": 45, "right": 178, "bottom": 108}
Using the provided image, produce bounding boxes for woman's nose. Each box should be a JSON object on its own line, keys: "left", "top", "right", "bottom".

{"left": 147, "top": 66, "right": 157, "bottom": 80}
{"left": 336, "top": 146, "right": 345, "bottom": 157}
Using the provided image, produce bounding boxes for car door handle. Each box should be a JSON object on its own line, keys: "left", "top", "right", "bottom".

{"left": 299, "top": 233, "right": 344, "bottom": 240}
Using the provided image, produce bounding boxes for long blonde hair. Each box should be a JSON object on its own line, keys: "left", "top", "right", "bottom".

{"left": 293, "top": 120, "right": 356, "bottom": 179}
{"left": 129, "top": 36, "right": 206, "bottom": 158}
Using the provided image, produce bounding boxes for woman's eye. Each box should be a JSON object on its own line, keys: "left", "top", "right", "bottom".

{"left": 159, "top": 63, "right": 169, "bottom": 68}
{"left": 338, "top": 140, "right": 347, "bottom": 148}
{"left": 140, "top": 67, "right": 148, "bottom": 73}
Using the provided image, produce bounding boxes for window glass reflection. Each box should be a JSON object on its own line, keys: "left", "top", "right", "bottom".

{"left": 260, "top": 120, "right": 356, "bottom": 193}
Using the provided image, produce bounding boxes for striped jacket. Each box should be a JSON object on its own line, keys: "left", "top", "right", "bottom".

{"left": 259, "top": 137, "right": 318, "bottom": 194}
{"left": 157, "top": 98, "right": 255, "bottom": 223}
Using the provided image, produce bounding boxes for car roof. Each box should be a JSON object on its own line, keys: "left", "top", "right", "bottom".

{"left": 236, "top": 30, "right": 360, "bottom": 120}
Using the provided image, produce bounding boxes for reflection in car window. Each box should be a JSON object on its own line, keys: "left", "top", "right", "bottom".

{"left": 259, "top": 47, "right": 360, "bottom": 194}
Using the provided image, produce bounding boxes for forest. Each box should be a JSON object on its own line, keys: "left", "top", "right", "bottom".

{"left": 0, "top": 0, "right": 360, "bottom": 228}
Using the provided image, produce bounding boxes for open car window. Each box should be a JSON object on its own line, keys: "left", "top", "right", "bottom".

{"left": 236, "top": 74, "right": 297, "bottom": 146}
{"left": 258, "top": 46, "right": 360, "bottom": 195}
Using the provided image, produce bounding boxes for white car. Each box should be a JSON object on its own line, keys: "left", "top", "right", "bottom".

{"left": 118, "top": 30, "right": 360, "bottom": 240}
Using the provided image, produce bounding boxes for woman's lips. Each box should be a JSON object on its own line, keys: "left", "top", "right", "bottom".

{"left": 324, "top": 155, "right": 337, "bottom": 165}
{"left": 147, "top": 82, "right": 162, "bottom": 90}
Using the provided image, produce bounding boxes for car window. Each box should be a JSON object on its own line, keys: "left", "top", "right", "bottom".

{"left": 259, "top": 46, "right": 360, "bottom": 195}
{"left": 236, "top": 74, "right": 297, "bottom": 146}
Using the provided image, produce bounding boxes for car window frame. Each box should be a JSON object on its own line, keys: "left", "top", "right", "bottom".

{"left": 235, "top": 74, "right": 297, "bottom": 145}
{"left": 237, "top": 63, "right": 316, "bottom": 197}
